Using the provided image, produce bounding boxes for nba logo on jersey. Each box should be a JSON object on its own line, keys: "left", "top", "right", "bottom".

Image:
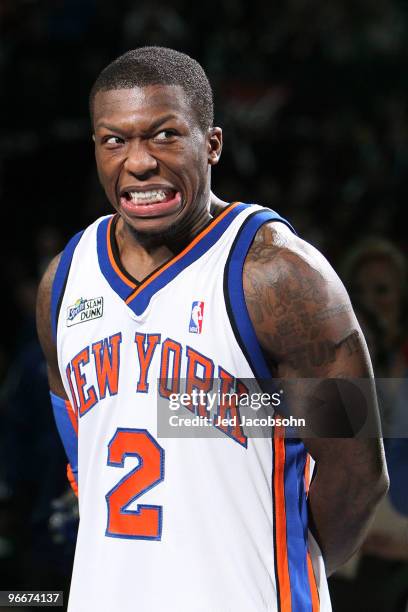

{"left": 189, "top": 301, "right": 204, "bottom": 334}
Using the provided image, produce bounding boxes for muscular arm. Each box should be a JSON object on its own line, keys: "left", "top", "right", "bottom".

{"left": 36, "top": 253, "right": 67, "bottom": 397}
{"left": 243, "top": 222, "right": 389, "bottom": 575}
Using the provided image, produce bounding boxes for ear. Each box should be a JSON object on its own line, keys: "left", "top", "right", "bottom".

{"left": 207, "top": 127, "right": 223, "bottom": 166}
{"left": 92, "top": 134, "right": 96, "bottom": 142}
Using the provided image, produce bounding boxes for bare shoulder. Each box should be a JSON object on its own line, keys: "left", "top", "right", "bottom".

{"left": 36, "top": 253, "right": 67, "bottom": 396}
{"left": 244, "top": 220, "right": 344, "bottom": 294}
{"left": 243, "top": 220, "right": 368, "bottom": 376}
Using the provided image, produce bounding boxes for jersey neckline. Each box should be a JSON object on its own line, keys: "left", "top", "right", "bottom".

{"left": 96, "top": 201, "right": 251, "bottom": 316}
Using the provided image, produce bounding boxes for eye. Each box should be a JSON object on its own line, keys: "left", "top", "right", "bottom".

{"left": 153, "top": 129, "right": 177, "bottom": 142}
{"left": 102, "top": 135, "right": 124, "bottom": 146}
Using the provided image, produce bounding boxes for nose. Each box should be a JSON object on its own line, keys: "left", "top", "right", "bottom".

{"left": 124, "top": 140, "right": 158, "bottom": 177}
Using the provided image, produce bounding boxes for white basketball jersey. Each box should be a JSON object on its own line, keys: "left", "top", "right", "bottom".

{"left": 53, "top": 202, "right": 331, "bottom": 611}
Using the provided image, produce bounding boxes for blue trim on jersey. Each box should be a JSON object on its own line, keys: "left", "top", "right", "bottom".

{"left": 226, "top": 208, "right": 315, "bottom": 605}
{"left": 51, "top": 230, "right": 84, "bottom": 343}
{"left": 50, "top": 391, "right": 78, "bottom": 484}
{"left": 284, "top": 440, "right": 313, "bottom": 611}
{"left": 225, "top": 208, "right": 295, "bottom": 379}
{"left": 96, "top": 216, "right": 134, "bottom": 301}
{"left": 96, "top": 204, "right": 253, "bottom": 315}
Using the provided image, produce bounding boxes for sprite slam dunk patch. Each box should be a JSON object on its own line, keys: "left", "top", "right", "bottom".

{"left": 66, "top": 297, "right": 104, "bottom": 327}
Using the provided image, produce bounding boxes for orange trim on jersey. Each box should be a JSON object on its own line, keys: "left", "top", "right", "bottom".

{"left": 307, "top": 551, "right": 320, "bottom": 611}
{"left": 67, "top": 463, "right": 78, "bottom": 497}
{"left": 125, "top": 202, "right": 241, "bottom": 304}
{"left": 273, "top": 426, "right": 292, "bottom": 612}
{"left": 304, "top": 454, "right": 320, "bottom": 609}
{"left": 64, "top": 399, "right": 78, "bottom": 436}
{"left": 304, "top": 453, "right": 311, "bottom": 495}
{"left": 106, "top": 216, "right": 138, "bottom": 289}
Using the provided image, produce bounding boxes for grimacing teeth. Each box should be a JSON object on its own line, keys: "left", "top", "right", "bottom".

{"left": 128, "top": 189, "right": 168, "bottom": 203}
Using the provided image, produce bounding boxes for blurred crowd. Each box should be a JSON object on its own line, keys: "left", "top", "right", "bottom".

{"left": 0, "top": 1, "right": 407, "bottom": 610}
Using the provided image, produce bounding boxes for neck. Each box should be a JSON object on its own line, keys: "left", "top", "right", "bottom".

{"left": 114, "top": 192, "right": 229, "bottom": 280}
{"left": 122, "top": 194, "right": 213, "bottom": 255}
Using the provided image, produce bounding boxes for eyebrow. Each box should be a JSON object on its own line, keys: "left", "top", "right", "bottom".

{"left": 95, "top": 114, "right": 181, "bottom": 133}
{"left": 95, "top": 122, "right": 123, "bottom": 132}
{"left": 147, "top": 114, "right": 180, "bottom": 132}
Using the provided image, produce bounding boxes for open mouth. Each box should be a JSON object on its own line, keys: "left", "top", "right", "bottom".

{"left": 119, "top": 188, "right": 182, "bottom": 218}
{"left": 121, "top": 188, "right": 177, "bottom": 206}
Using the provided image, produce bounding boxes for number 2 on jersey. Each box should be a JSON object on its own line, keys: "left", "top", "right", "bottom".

{"left": 105, "top": 428, "right": 164, "bottom": 540}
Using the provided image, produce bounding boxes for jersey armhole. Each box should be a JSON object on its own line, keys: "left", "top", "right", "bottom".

{"left": 223, "top": 208, "right": 296, "bottom": 380}
{"left": 51, "top": 230, "right": 84, "bottom": 343}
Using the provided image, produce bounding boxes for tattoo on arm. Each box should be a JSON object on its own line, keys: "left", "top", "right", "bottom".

{"left": 244, "top": 225, "right": 356, "bottom": 375}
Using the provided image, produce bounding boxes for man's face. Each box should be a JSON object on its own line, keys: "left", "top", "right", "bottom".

{"left": 92, "top": 84, "right": 221, "bottom": 235}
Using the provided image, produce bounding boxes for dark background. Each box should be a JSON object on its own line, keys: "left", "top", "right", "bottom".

{"left": 0, "top": 1, "right": 407, "bottom": 611}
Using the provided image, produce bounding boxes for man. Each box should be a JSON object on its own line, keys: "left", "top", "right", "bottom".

{"left": 36, "top": 47, "right": 388, "bottom": 611}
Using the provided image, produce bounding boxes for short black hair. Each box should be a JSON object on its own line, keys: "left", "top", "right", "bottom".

{"left": 89, "top": 46, "right": 214, "bottom": 132}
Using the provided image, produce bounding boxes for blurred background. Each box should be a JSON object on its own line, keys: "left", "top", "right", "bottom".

{"left": 0, "top": 0, "right": 407, "bottom": 610}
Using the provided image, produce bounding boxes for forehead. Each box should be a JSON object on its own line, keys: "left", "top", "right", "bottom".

{"left": 93, "top": 84, "right": 195, "bottom": 130}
